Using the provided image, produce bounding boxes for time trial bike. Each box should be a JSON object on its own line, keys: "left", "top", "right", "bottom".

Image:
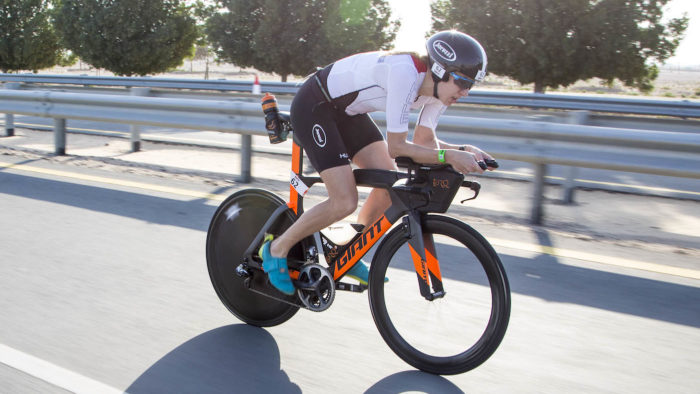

{"left": 206, "top": 111, "right": 510, "bottom": 375}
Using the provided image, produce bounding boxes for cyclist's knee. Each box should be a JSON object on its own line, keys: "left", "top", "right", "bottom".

{"left": 329, "top": 194, "right": 358, "bottom": 220}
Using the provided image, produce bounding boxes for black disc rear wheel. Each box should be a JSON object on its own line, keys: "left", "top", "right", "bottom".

{"left": 206, "top": 189, "right": 305, "bottom": 327}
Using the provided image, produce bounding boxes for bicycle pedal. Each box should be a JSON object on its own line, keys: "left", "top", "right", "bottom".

{"left": 336, "top": 281, "right": 367, "bottom": 293}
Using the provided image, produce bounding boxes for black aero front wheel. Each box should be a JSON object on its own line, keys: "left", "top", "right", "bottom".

{"left": 206, "top": 189, "right": 304, "bottom": 327}
{"left": 368, "top": 215, "right": 510, "bottom": 375}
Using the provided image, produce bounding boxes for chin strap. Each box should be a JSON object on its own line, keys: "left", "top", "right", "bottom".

{"left": 431, "top": 73, "right": 442, "bottom": 99}
{"left": 429, "top": 61, "right": 444, "bottom": 99}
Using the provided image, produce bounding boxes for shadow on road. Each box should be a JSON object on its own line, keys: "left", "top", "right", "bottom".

{"left": 366, "top": 370, "right": 464, "bottom": 393}
{"left": 0, "top": 171, "right": 215, "bottom": 232}
{"left": 378, "top": 229, "right": 700, "bottom": 329}
{"left": 126, "top": 325, "right": 300, "bottom": 394}
{"left": 125, "top": 324, "right": 465, "bottom": 394}
{"left": 505, "top": 229, "right": 700, "bottom": 328}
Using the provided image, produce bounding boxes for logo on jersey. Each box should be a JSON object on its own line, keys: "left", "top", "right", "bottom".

{"left": 433, "top": 40, "right": 456, "bottom": 62}
{"left": 312, "top": 124, "right": 327, "bottom": 147}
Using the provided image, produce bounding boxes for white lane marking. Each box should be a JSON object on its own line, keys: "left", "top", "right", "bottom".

{"left": 0, "top": 344, "right": 124, "bottom": 394}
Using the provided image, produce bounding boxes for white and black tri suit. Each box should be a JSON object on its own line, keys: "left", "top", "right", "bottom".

{"left": 290, "top": 52, "right": 447, "bottom": 172}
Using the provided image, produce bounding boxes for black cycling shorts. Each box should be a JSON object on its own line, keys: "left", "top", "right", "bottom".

{"left": 290, "top": 66, "right": 384, "bottom": 173}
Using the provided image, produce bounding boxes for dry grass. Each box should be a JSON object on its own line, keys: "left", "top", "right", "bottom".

{"left": 483, "top": 68, "right": 700, "bottom": 99}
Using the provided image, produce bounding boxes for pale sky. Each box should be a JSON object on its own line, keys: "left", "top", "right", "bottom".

{"left": 389, "top": 0, "right": 699, "bottom": 66}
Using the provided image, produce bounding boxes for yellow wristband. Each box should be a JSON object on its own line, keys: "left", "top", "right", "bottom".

{"left": 438, "top": 149, "right": 446, "bottom": 163}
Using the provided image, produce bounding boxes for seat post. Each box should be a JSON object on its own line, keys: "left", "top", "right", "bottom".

{"left": 288, "top": 138, "right": 305, "bottom": 215}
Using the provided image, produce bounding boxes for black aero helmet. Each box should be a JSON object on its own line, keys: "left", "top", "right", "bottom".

{"left": 426, "top": 31, "right": 487, "bottom": 91}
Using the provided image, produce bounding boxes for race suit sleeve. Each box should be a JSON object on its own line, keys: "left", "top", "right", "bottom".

{"left": 416, "top": 99, "right": 447, "bottom": 131}
{"left": 385, "top": 63, "right": 420, "bottom": 133}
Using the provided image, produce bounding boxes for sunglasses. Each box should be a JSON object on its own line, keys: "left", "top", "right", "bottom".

{"left": 450, "top": 72, "right": 476, "bottom": 90}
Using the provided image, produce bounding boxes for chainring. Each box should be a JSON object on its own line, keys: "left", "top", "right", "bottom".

{"left": 295, "top": 264, "right": 335, "bottom": 312}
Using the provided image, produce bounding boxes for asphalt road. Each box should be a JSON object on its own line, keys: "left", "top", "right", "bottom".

{"left": 1, "top": 151, "right": 698, "bottom": 393}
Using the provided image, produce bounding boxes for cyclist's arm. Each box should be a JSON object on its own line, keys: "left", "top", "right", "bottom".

{"left": 387, "top": 131, "right": 484, "bottom": 174}
{"left": 412, "top": 124, "right": 494, "bottom": 163}
{"left": 438, "top": 139, "right": 493, "bottom": 162}
{"left": 412, "top": 124, "right": 439, "bottom": 149}
{"left": 414, "top": 102, "right": 493, "bottom": 162}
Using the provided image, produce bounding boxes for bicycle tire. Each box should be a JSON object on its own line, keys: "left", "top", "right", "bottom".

{"left": 206, "top": 189, "right": 305, "bottom": 327}
{"left": 368, "top": 215, "right": 510, "bottom": 375}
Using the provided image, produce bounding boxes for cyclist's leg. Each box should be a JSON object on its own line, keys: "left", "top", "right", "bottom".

{"left": 341, "top": 114, "right": 395, "bottom": 227}
{"left": 340, "top": 115, "right": 394, "bottom": 284}
{"left": 352, "top": 140, "right": 395, "bottom": 227}
{"left": 268, "top": 78, "right": 358, "bottom": 263}
{"left": 340, "top": 142, "right": 394, "bottom": 284}
{"left": 270, "top": 164, "right": 358, "bottom": 259}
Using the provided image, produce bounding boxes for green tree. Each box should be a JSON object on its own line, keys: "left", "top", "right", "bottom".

{"left": 187, "top": 0, "right": 218, "bottom": 77}
{"left": 206, "top": 0, "right": 398, "bottom": 81}
{"left": 431, "top": 0, "right": 688, "bottom": 93}
{"left": 0, "top": 0, "right": 62, "bottom": 73}
{"left": 322, "top": 0, "right": 398, "bottom": 61}
{"left": 54, "top": 0, "right": 198, "bottom": 76}
{"left": 190, "top": 0, "right": 218, "bottom": 47}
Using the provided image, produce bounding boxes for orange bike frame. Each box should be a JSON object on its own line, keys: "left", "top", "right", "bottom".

{"left": 287, "top": 138, "right": 444, "bottom": 297}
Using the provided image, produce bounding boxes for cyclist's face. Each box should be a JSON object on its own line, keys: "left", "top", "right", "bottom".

{"left": 438, "top": 73, "right": 471, "bottom": 106}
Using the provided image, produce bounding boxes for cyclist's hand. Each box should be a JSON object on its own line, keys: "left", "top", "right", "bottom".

{"left": 460, "top": 145, "right": 497, "bottom": 171}
{"left": 447, "top": 150, "right": 484, "bottom": 174}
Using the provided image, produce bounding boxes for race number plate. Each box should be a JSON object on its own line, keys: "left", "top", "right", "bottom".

{"left": 290, "top": 171, "right": 309, "bottom": 196}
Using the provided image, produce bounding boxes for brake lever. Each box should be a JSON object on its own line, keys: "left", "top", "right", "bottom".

{"left": 460, "top": 180, "right": 481, "bottom": 203}
{"left": 477, "top": 159, "right": 500, "bottom": 170}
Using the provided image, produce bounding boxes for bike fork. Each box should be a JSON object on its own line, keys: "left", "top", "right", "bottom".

{"left": 404, "top": 212, "right": 445, "bottom": 301}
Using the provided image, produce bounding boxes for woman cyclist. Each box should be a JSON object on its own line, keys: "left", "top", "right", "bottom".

{"left": 260, "top": 30, "right": 496, "bottom": 295}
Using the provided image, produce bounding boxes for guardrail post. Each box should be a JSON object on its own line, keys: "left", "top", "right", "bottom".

{"left": 528, "top": 114, "right": 555, "bottom": 225}
{"left": 129, "top": 87, "right": 151, "bottom": 152}
{"left": 54, "top": 118, "right": 67, "bottom": 155}
{"left": 240, "top": 134, "right": 252, "bottom": 183}
{"left": 531, "top": 162, "right": 546, "bottom": 225}
{"left": 3, "top": 82, "right": 20, "bottom": 137}
{"left": 562, "top": 111, "right": 590, "bottom": 204}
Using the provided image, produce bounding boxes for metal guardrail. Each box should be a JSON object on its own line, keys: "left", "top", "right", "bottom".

{"left": 2, "top": 73, "right": 699, "bottom": 118}
{"left": 2, "top": 87, "right": 699, "bottom": 224}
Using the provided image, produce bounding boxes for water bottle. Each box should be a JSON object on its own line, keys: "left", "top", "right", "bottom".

{"left": 261, "top": 93, "right": 285, "bottom": 144}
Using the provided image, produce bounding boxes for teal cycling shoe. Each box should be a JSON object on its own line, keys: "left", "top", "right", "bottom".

{"left": 259, "top": 235, "right": 295, "bottom": 295}
{"left": 346, "top": 260, "right": 388, "bottom": 286}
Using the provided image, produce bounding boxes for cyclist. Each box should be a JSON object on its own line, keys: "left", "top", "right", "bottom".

{"left": 260, "top": 30, "right": 495, "bottom": 295}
